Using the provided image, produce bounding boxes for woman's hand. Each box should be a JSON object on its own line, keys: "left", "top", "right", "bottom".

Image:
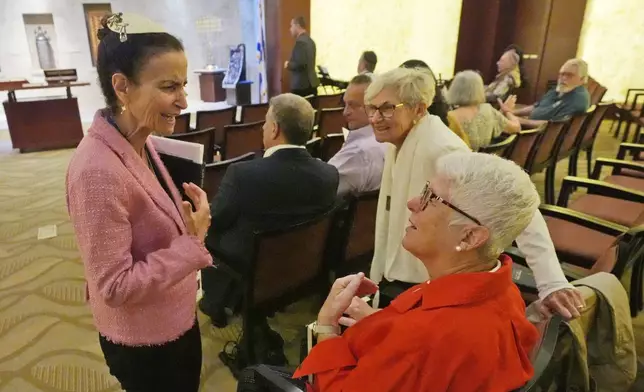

{"left": 181, "top": 182, "right": 211, "bottom": 244}
{"left": 536, "top": 288, "right": 586, "bottom": 320}
{"left": 498, "top": 94, "right": 517, "bottom": 114}
{"left": 339, "top": 296, "right": 378, "bottom": 327}
{"left": 318, "top": 273, "right": 378, "bottom": 326}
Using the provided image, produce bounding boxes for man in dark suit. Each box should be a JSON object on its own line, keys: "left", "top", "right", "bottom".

{"left": 284, "top": 16, "right": 320, "bottom": 97}
{"left": 200, "top": 94, "right": 338, "bottom": 345}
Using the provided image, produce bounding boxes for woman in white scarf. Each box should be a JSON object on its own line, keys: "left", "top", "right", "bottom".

{"left": 364, "top": 67, "right": 584, "bottom": 319}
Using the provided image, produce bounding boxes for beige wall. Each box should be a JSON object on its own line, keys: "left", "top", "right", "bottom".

{"left": 311, "top": 0, "right": 463, "bottom": 82}
{"left": 577, "top": 0, "right": 643, "bottom": 102}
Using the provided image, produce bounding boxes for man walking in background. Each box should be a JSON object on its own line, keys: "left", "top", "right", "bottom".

{"left": 284, "top": 16, "right": 320, "bottom": 97}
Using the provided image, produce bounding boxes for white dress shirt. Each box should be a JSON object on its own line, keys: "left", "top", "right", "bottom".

{"left": 263, "top": 144, "right": 306, "bottom": 158}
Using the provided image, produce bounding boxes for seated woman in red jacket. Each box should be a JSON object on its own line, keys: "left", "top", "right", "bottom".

{"left": 294, "top": 152, "right": 541, "bottom": 391}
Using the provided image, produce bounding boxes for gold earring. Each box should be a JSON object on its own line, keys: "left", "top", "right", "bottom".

{"left": 455, "top": 245, "right": 462, "bottom": 252}
{"left": 121, "top": 105, "right": 127, "bottom": 114}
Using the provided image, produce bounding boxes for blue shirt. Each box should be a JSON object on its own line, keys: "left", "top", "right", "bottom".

{"left": 530, "top": 86, "right": 590, "bottom": 121}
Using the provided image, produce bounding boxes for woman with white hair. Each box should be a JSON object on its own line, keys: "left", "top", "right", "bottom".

{"left": 485, "top": 48, "right": 523, "bottom": 102}
{"left": 363, "top": 67, "right": 583, "bottom": 319}
{"left": 293, "top": 153, "right": 540, "bottom": 390}
{"left": 448, "top": 70, "right": 521, "bottom": 151}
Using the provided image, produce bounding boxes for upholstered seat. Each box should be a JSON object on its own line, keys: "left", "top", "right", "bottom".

{"left": 567, "top": 194, "right": 644, "bottom": 227}
{"left": 605, "top": 174, "right": 644, "bottom": 190}
{"left": 545, "top": 216, "right": 619, "bottom": 268}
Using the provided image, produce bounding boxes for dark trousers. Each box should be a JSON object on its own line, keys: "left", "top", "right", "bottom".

{"left": 99, "top": 320, "right": 202, "bottom": 392}
{"left": 291, "top": 87, "right": 318, "bottom": 97}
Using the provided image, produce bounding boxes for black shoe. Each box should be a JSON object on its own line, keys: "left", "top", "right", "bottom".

{"left": 198, "top": 299, "right": 229, "bottom": 328}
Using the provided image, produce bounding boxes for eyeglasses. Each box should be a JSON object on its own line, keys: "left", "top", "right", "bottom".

{"left": 420, "top": 182, "right": 482, "bottom": 226}
{"left": 365, "top": 103, "right": 404, "bottom": 119}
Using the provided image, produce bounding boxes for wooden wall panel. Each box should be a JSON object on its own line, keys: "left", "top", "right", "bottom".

{"left": 264, "top": 0, "right": 311, "bottom": 97}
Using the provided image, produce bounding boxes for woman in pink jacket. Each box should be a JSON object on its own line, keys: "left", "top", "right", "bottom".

{"left": 66, "top": 13, "right": 212, "bottom": 392}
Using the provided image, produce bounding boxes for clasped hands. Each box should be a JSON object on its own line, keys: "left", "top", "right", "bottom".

{"left": 180, "top": 182, "right": 211, "bottom": 244}
{"left": 317, "top": 273, "right": 379, "bottom": 329}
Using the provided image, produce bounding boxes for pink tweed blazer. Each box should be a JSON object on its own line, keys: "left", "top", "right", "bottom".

{"left": 66, "top": 110, "right": 213, "bottom": 346}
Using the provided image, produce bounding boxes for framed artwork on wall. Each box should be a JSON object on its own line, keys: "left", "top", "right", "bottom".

{"left": 83, "top": 3, "right": 112, "bottom": 66}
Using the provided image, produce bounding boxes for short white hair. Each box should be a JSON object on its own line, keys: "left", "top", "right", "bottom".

{"left": 565, "top": 58, "right": 589, "bottom": 83}
{"left": 365, "top": 67, "right": 435, "bottom": 107}
{"left": 435, "top": 152, "right": 540, "bottom": 260}
{"left": 446, "top": 70, "right": 485, "bottom": 106}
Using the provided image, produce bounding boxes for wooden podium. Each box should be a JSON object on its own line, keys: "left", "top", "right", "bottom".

{"left": 195, "top": 69, "right": 226, "bottom": 102}
{"left": 1, "top": 81, "right": 88, "bottom": 153}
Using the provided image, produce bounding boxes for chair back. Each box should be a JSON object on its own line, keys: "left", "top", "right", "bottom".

{"left": 316, "top": 93, "right": 344, "bottom": 109}
{"left": 195, "top": 106, "right": 236, "bottom": 146}
{"left": 507, "top": 127, "right": 545, "bottom": 170}
{"left": 586, "top": 77, "right": 599, "bottom": 97}
{"left": 241, "top": 103, "right": 270, "bottom": 124}
{"left": 306, "top": 137, "right": 322, "bottom": 158}
{"left": 166, "top": 127, "right": 214, "bottom": 163}
{"left": 530, "top": 119, "right": 570, "bottom": 173}
{"left": 304, "top": 94, "right": 318, "bottom": 110}
{"left": 318, "top": 108, "right": 345, "bottom": 138}
{"left": 591, "top": 85, "right": 607, "bottom": 106}
{"left": 173, "top": 113, "right": 191, "bottom": 134}
{"left": 249, "top": 206, "right": 338, "bottom": 308}
{"left": 480, "top": 134, "right": 517, "bottom": 157}
{"left": 559, "top": 106, "right": 594, "bottom": 159}
{"left": 331, "top": 191, "right": 379, "bottom": 275}
{"left": 223, "top": 120, "right": 264, "bottom": 159}
{"left": 320, "top": 133, "right": 344, "bottom": 162}
{"left": 581, "top": 102, "right": 612, "bottom": 149}
{"left": 203, "top": 152, "right": 255, "bottom": 200}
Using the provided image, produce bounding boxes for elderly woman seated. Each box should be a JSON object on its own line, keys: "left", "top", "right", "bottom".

{"left": 448, "top": 70, "right": 521, "bottom": 151}
{"left": 293, "top": 152, "right": 540, "bottom": 391}
{"left": 485, "top": 47, "right": 523, "bottom": 102}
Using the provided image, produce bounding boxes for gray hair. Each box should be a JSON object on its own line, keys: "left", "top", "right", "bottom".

{"left": 365, "top": 67, "right": 435, "bottom": 107}
{"left": 565, "top": 58, "right": 589, "bottom": 83}
{"left": 446, "top": 70, "right": 485, "bottom": 106}
{"left": 435, "top": 152, "right": 540, "bottom": 260}
{"left": 269, "top": 93, "right": 314, "bottom": 145}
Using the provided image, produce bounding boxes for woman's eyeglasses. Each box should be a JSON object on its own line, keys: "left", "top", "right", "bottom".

{"left": 365, "top": 103, "right": 404, "bottom": 119}
{"left": 420, "top": 182, "right": 482, "bottom": 226}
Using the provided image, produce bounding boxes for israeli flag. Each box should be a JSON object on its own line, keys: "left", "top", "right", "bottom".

{"left": 256, "top": 0, "right": 268, "bottom": 103}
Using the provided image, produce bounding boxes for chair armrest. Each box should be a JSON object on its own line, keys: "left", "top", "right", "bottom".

{"left": 633, "top": 93, "right": 644, "bottom": 112}
{"left": 617, "top": 142, "right": 644, "bottom": 160}
{"left": 557, "top": 176, "right": 644, "bottom": 205}
{"left": 252, "top": 365, "right": 305, "bottom": 392}
{"left": 625, "top": 88, "right": 644, "bottom": 106}
{"left": 539, "top": 204, "right": 628, "bottom": 237}
{"left": 592, "top": 158, "right": 644, "bottom": 178}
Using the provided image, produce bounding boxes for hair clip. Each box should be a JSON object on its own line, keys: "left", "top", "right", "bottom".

{"left": 107, "top": 13, "right": 129, "bottom": 42}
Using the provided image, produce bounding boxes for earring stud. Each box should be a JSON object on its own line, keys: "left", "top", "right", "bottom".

{"left": 455, "top": 246, "right": 462, "bottom": 252}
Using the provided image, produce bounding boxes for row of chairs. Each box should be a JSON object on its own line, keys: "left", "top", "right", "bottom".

{"left": 508, "top": 135, "right": 644, "bottom": 317}
{"left": 482, "top": 102, "right": 612, "bottom": 204}
{"left": 209, "top": 190, "right": 379, "bottom": 373}
{"left": 167, "top": 108, "right": 346, "bottom": 164}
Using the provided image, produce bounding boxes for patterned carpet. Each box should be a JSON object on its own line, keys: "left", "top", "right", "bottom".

{"left": 0, "top": 121, "right": 641, "bottom": 391}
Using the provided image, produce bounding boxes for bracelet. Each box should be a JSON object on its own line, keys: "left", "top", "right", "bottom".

{"left": 313, "top": 321, "right": 340, "bottom": 336}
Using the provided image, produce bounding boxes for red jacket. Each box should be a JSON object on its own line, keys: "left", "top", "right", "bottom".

{"left": 294, "top": 256, "right": 537, "bottom": 391}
